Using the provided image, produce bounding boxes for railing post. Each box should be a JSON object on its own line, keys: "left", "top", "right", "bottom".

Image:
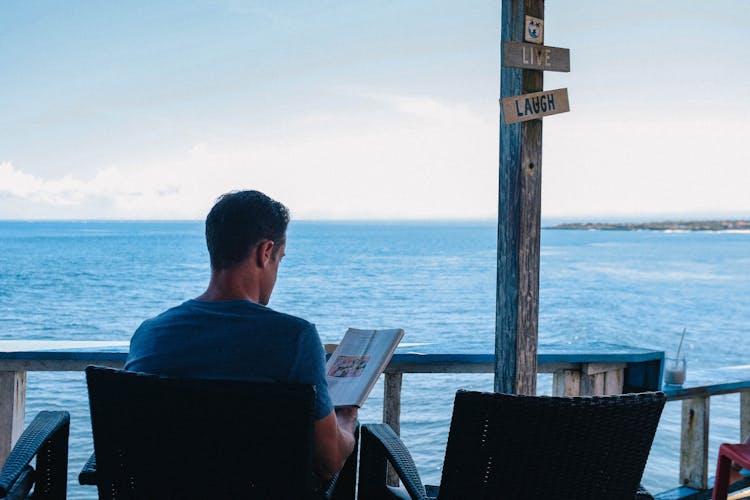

{"left": 680, "top": 396, "right": 710, "bottom": 489}
{"left": 383, "top": 372, "right": 403, "bottom": 487}
{"left": 552, "top": 370, "right": 580, "bottom": 396}
{"left": 383, "top": 372, "right": 402, "bottom": 435}
{"left": 0, "top": 371, "right": 26, "bottom": 466}
{"left": 603, "top": 367, "right": 625, "bottom": 395}
{"left": 580, "top": 368, "right": 604, "bottom": 395}
{"left": 555, "top": 364, "right": 625, "bottom": 396}
{"left": 741, "top": 390, "right": 750, "bottom": 442}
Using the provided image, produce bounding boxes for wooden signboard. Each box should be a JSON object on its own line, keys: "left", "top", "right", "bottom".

{"left": 503, "top": 41, "right": 570, "bottom": 72}
{"left": 501, "top": 88, "right": 569, "bottom": 124}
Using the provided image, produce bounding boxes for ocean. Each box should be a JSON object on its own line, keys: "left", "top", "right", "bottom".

{"left": 1, "top": 220, "right": 748, "bottom": 498}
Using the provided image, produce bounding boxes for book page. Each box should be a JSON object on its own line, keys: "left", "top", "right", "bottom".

{"left": 326, "top": 328, "right": 403, "bottom": 407}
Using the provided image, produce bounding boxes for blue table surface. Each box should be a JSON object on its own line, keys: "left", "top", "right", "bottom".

{"left": 0, "top": 340, "right": 664, "bottom": 363}
{"left": 0, "top": 340, "right": 130, "bottom": 360}
{"left": 9, "top": 341, "right": 747, "bottom": 394}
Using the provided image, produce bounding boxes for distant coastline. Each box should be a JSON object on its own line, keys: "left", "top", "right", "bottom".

{"left": 547, "top": 220, "right": 750, "bottom": 231}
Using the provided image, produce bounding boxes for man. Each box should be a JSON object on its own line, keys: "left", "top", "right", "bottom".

{"left": 125, "top": 190, "right": 357, "bottom": 480}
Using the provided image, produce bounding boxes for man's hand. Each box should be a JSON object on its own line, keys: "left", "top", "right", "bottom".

{"left": 313, "top": 407, "right": 358, "bottom": 480}
{"left": 335, "top": 406, "right": 358, "bottom": 433}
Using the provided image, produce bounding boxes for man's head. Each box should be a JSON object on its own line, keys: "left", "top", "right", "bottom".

{"left": 205, "top": 190, "right": 290, "bottom": 271}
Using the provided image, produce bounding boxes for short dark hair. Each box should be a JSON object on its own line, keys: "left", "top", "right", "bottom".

{"left": 205, "top": 190, "right": 290, "bottom": 270}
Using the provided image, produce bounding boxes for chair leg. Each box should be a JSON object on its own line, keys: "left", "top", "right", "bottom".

{"left": 358, "top": 427, "right": 389, "bottom": 500}
{"left": 713, "top": 449, "right": 733, "bottom": 500}
{"left": 33, "top": 415, "right": 70, "bottom": 500}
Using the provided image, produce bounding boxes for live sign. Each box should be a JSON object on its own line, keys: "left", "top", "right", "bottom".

{"left": 503, "top": 41, "right": 570, "bottom": 72}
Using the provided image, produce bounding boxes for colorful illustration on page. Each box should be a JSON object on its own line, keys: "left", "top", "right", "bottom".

{"left": 328, "top": 356, "right": 371, "bottom": 377}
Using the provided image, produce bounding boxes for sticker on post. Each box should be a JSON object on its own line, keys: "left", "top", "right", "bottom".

{"left": 524, "top": 15, "right": 544, "bottom": 45}
{"left": 501, "top": 88, "right": 569, "bottom": 124}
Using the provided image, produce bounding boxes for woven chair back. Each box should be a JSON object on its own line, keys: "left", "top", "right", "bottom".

{"left": 438, "top": 390, "right": 665, "bottom": 500}
{"left": 86, "top": 366, "right": 316, "bottom": 499}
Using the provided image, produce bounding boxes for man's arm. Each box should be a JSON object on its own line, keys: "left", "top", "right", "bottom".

{"left": 313, "top": 406, "right": 358, "bottom": 480}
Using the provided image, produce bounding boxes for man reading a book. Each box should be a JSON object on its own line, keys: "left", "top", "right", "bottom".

{"left": 125, "top": 189, "right": 358, "bottom": 480}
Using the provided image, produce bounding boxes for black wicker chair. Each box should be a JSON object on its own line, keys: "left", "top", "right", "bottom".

{"left": 0, "top": 411, "right": 70, "bottom": 500}
{"left": 79, "top": 365, "right": 357, "bottom": 499}
{"left": 359, "top": 390, "right": 666, "bottom": 500}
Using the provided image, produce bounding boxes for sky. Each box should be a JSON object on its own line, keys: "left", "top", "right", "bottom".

{"left": 1, "top": 0, "right": 748, "bottom": 221}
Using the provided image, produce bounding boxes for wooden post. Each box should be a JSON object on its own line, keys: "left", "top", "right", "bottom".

{"left": 383, "top": 372, "right": 403, "bottom": 487}
{"left": 496, "top": 0, "right": 544, "bottom": 395}
{"left": 582, "top": 363, "right": 626, "bottom": 395}
{"left": 383, "top": 372, "right": 402, "bottom": 435}
{"left": 0, "top": 371, "right": 26, "bottom": 466}
{"left": 552, "top": 369, "right": 580, "bottom": 396}
{"left": 680, "top": 396, "right": 710, "bottom": 489}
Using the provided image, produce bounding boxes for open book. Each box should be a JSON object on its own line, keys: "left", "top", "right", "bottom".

{"left": 326, "top": 328, "right": 404, "bottom": 408}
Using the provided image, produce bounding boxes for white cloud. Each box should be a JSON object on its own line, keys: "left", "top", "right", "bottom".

{"left": 3, "top": 92, "right": 747, "bottom": 221}
{"left": 0, "top": 94, "right": 499, "bottom": 219}
{"left": 542, "top": 116, "right": 750, "bottom": 218}
{"left": 1, "top": 162, "right": 79, "bottom": 205}
{"left": 0, "top": 161, "right": 190, "bottom": 218}
{"left": 364, "top": 92, "right": 482, "bottom": 127}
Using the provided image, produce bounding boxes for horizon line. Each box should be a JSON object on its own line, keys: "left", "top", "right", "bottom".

{"left": 1, "top": 215, "right": 748, "bottom": 224}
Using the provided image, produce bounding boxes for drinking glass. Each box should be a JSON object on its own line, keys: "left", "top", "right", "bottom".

{"left": 664, "top": 356, "right": 687, "bottom": 386}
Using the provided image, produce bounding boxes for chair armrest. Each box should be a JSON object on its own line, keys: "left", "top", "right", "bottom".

{"left": 359, "top": 424, "right": 428, "bottom": 500}
{"left": 78, "top": 452, "right": 97, "bottom": 485}
{"left": 0, "top": 465, "right": 34, "bottom": 499}
{"left": 0, "top": 411, "right": 70, "bottom": 499}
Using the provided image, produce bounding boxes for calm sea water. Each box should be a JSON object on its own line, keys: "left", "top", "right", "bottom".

{"left": 1, "top": 221, "right": 749, "bottom": 497}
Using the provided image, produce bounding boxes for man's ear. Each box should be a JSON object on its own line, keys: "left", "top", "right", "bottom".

{"left": 255, "top": 240, "right": 275, "bottom": 267}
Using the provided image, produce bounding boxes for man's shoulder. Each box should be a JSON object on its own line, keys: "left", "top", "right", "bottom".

{"left": 255, "top": 306, "right": 316, "bottom": 335}
{"left": 137, "top": 299, "right": 314, "bottom": 334}
{"left": 135, "top": 300, "right": 194, "bottom": 329}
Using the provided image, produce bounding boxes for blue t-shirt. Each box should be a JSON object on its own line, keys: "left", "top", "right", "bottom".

{"left": 125, "top": 299, "right": 333, "bottom": 420}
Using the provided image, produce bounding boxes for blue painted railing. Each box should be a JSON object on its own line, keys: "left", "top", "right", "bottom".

{"left": 0, "top": 341, "right": 748, "bottom": 498}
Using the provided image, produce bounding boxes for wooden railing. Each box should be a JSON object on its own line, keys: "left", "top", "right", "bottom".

{"left": 3, "top": 341, "right": 750, "bottom": 498}
{"left": 379, "top": 350, "right": 662, "bottom": 436}
{"left": 658, "top": 369, "right": 750, "bottom": 498}
{"left": 379, "top": 358, "right": 750, "bottom": 499}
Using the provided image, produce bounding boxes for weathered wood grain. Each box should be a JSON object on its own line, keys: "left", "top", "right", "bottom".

{"left": 552, "top": 369, "right": 581, "bottom": 396}
{"left": 383, "top": 372, "right": 402, "bottom": 436}
{"left": 501, "top": 87, "right": 569, "bottom": 124}
{"left": 383, "top": 372, "right": 403, "bottom": 487}
{"left": 496, "top": 0, "right": 524, "bottom": 395}
{"left": 0, "top": 371, "right": 25, "bottom": 466}
{"left": 516, "top": 90, "right": 542, "bottom": 394}
{"left": 585, "top": 362, "right": 627, "bottom": 375}
{"left": 503, "top": 41, "right": 570, "bottom": 72}
{"left": 604, "top": 368, "right": 625, "bottom": 394}
{"left": 681, "top": 397, "right": 710, "bottom": 489}
{"left": 495, "top": 0, "right": 544, "bottom": 396}
{"left": 580, "top": 371, "right": 605, "bottom": 395}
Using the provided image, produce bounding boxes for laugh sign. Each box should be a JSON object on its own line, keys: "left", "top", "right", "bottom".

{"left": 501, "top": 88, "right": 569, "bottom": 124}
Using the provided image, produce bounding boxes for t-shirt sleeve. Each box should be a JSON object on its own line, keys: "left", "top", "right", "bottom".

{"left": 290, "top": 323, "right": 334, "bottom": 420}
{"left": 124, "top": 321, "right": 148, "bottom": 372}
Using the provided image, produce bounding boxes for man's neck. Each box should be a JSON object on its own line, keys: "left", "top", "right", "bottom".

{"left": 196, "top": 267, "right": 262, "bottom": 303}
